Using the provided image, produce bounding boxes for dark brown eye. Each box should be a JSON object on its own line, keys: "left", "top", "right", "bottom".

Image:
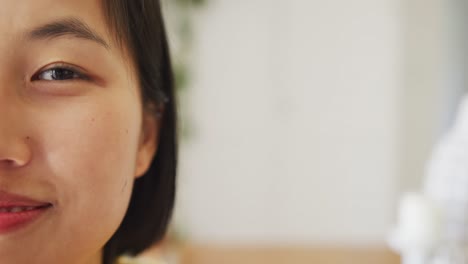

{"left": 38, "top": 68, "right": 79, "bottom": 81}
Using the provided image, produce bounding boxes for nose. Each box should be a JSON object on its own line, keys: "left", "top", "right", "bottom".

{"left": 0, "top": 136, "right": 31, "bottom": 168}
{"left": 0, "top": 100, "right": 32, "bottom": 169}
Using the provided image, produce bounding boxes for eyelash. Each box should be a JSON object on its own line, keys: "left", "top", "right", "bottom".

{"left": 31, "top": 63, "right": 90, "bottom": 82}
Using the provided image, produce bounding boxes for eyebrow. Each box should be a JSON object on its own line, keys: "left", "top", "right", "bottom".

{"left": 26, "top": 17, "right": 110, "bottom": 50}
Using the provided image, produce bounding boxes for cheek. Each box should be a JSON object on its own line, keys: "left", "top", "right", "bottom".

{"left": 46, "top": 101, "right": 141, "bottom": 201}
{"left": 33, "top": 96, "right": 142, "bottom": 247}
{"left": 50, "top": 109, "right": 138, "bottom": 190}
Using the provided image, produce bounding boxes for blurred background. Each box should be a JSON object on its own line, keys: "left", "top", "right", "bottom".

{"left": 152, "top": 0, "right": 468, "bottom": 263}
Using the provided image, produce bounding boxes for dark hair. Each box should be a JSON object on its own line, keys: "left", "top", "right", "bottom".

{"left": 100, "top": 1, "right": 177, "bottom": 264}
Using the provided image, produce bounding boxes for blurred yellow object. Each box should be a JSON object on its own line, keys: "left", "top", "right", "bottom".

{"left": 116, "top": 255, "right": 166, "bottom": 264}
{"left": 179, "top": 245, "right": 399, "bottom": 264}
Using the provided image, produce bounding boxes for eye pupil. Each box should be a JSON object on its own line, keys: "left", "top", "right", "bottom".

{"left": 51, "top": 69, "right": 75, "bottom": 80}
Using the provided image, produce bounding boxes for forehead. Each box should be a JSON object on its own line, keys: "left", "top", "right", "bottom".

{"left": 0, "top": 0, "right": 112, "bottom": 48}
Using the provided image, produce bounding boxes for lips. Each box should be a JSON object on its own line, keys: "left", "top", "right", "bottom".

{"left": 0, "top": 190, "right": 53, "bottom": 233}
{"left": 0, "top": 190, "right": 52, "bottom": 208}
{"left": 0, "top": 204, "right": 51, "bottom": 213}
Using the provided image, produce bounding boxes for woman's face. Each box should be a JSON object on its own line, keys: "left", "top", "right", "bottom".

{"left": 0, "top": 0, "right": 158, "bottom": 263}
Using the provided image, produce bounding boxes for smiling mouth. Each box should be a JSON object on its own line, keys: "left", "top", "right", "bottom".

{"left": 0, "top": 190, "right": 54, "bottom": 233}
{"left": 0, "top": 204, "right": 52, "bottom": 213}
{"left": 0, "top": 204, "right": 53, "bottom": 234}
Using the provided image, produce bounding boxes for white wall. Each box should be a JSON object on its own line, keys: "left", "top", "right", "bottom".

{"left": 399, "top": 0, "right": 468, "bottom": 191}
{"left": 175, "top": 0, "right": 401, "bottom": 245}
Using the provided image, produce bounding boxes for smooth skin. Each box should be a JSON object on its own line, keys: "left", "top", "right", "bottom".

{"left": 0, "top": 0, "right": 160, "bottom": 263}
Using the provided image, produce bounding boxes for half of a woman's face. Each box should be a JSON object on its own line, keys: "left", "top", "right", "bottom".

{"left": 0, "top": 0, "right": 158, "bottom": 263}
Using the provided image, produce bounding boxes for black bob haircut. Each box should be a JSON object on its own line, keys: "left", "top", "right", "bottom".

{"left": 100, "top": 1, "right": 177, "bottom": 264}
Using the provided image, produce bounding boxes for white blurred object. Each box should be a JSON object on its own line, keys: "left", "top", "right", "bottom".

{"left": 390, "top": 95, "right": 468, "bottom": 264}
{"left": 425, "top": 95, "right": 468, "bottom": 206}
{"left": 388, "top": 192, "right": 442, "bottom": 264}
{"left": 424, "top": 95, "right": 468, "bottom": 263}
